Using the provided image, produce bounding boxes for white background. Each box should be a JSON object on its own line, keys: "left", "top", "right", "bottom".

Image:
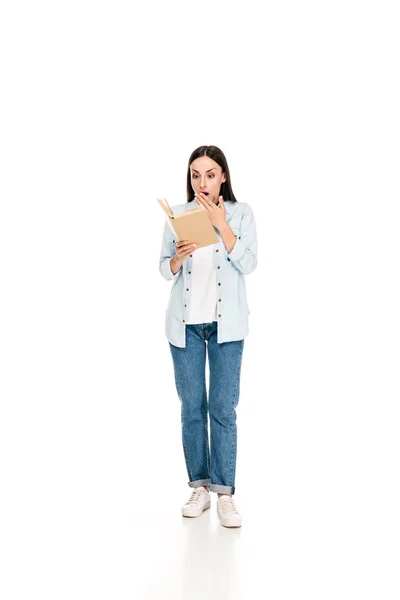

{"left": 1, "top": 1, "right": 399, "bottom": 598}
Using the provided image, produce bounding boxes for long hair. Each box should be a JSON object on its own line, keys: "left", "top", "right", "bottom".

{"left": 186, "top": 145, "right": 238, "bottom": 203}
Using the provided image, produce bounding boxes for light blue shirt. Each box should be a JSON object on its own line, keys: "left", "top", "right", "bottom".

{"left": 159, "top": 200, "right": 258, "bottom": 348}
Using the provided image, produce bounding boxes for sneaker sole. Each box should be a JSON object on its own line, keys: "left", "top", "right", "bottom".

{"left": 182, "top": 499, "right": 211, "bottom": 517}
{"left": 220, "top": 520, "right": 242, "bottom": 528}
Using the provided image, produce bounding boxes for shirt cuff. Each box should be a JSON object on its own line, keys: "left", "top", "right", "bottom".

{"left": 226, "top": 237, "right": 246, "bottom": 262}
{"left": 161, "top": 257, "right": 182, "bottom": 281}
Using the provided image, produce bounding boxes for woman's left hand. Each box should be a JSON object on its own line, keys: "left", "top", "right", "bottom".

{"left": 195, "top": 193, "right": 227, "bottom": 231}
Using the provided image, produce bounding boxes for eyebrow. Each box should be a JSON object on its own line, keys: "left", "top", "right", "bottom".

{"left": 191, "top": 168, "right": 217, "bottom": 173}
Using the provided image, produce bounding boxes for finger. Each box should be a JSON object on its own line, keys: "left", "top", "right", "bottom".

{"left": 195, "top": 193, "right": 210, "bottom": 208}
{"left": 177, "top": 246, "right": 196, "bottom": 260}
{"left": 199, "top": 192, "right": 213, "bottom": 206}
{"left": 177, "top": 243, "right": 196, "bottom": 254}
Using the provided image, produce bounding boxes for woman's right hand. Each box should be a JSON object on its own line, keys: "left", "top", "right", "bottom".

{"left": 175, "top": 240, "right": 197, "bottom": 262}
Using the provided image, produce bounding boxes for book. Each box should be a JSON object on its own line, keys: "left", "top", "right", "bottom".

{"left": 157, "top": 198, "right": 219, "bottom": 248}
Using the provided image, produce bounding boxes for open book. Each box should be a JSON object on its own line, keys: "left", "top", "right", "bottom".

{"left": 157, "top": 198, "right": 219, "bottom": 248}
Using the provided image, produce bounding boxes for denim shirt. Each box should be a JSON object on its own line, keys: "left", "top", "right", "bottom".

{"left": 159, "top": 200, "right": 257, "bottom": 348}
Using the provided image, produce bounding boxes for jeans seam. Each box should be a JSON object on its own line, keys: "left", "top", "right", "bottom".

{"left": 228, "top": 342, "right": 243, "bottom": 486}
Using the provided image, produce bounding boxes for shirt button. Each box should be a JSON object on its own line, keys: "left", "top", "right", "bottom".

{"left": 188, "top": 271, "right": 191, "bottom": 274}
{"left": 217, "top": 266, "right": 220, "bottom": 269}
{"left": 218, "top": 283, "right": 221, "bottom": 286}
{"left": 184, "top": 304, "right": 187, "bottom": 307}
{"left": 227, "top": 258, "right": 231, "bottom": 261}
{"left": 186, "top": 288, "right": 189, "bottom": 291}
{"left": 216, "top": 249, "right": 219, "bottom": 252}
{"left": 183, "top": 319, "right": 185, "bottom": 322}
{"left": 218, "top": 314, "right": 222, "bottom": 317}
{"left": 190, "top": 254, "right": 192, "bottom": 257}
{"left": 218, "top": 298, "right": 221, "bottom": 301}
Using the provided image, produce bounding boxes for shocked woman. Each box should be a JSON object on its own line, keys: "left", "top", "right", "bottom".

{"left": 159, "top": 145, "right": 258, "bottom": 528}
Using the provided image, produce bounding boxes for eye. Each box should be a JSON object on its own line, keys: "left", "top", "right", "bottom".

{"left": 191, "top": 173, "right": 215, "bottom": 178}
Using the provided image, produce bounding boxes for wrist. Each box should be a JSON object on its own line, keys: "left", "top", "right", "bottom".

{"left": 170, "top": 254, "right": 182, "bottom": 275}
{"left": 218, "top": 221, "right": 231, "bottom": 234}
{"left": 218, "top": 221, "right": 237, "bottom": 254}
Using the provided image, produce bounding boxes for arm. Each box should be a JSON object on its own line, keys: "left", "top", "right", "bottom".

{"left": 221, "top": 204, "right": 258, "bottom": 275}
{"left": 159, "top": 219, "right": 183, "bottom": 281}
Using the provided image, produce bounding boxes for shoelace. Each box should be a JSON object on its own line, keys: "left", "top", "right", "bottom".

{"left": 186, "top": 488, "right": 206, "bottom": 505}
{"left": 219, "top": 496, "right": 239, "bottom": 515}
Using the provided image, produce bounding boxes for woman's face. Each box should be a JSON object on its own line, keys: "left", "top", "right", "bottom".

{"left": 190, "top": 157, "right": 226, "bottom": 205}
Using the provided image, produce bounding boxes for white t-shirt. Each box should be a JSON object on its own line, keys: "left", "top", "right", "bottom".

{"left": 185, "top": 243, "right": 218, "bottom": 324}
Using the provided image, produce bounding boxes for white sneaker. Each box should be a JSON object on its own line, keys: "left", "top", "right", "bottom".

{"left": 182, "top": 486, "right": 211, "bottom": 517}
{"left": 217, "top": 495, "right": 242, "bottom": 527}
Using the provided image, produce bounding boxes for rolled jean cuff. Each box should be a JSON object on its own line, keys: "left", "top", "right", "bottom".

{"left": 188, "top": 478, "right": 211, "bottom": 488}
{"left": 209, "top": 483, "right": 235, "bottom": 495}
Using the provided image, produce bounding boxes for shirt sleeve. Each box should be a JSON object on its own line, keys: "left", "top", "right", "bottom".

{"left": 225, "top": 203, "right": 258, "bottom": 275}
{"left": 159, "top": 218, "right": 182, "bottom": 281}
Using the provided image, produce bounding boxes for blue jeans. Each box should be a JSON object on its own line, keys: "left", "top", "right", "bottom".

{"left": 169, "top": 322, "right": 244, "bottom": 495}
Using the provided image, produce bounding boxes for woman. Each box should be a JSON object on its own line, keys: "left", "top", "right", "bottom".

{"left": 158, "top": 145, "right": 257, "bottom": 528}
